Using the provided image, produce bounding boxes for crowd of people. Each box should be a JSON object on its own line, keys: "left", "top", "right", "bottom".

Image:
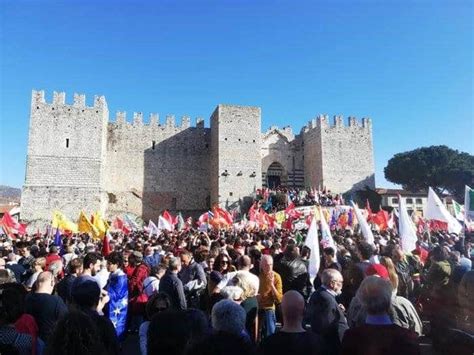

{"left": 0, "top": 218, "right": 473, "bottom": 355}
{"left": 256, "top": 187, "right": 344, "bottom": 212}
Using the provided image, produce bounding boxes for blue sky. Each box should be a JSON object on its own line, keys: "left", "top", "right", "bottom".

{"left": 1, "top": 0, "right": 472, "bottom": 188}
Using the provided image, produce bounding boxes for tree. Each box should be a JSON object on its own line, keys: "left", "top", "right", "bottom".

{"left": 384, "top": 145, "right": 474, "bottom": 201}
{"left": 355, "top": 186, "right": 383, "bottom": 212}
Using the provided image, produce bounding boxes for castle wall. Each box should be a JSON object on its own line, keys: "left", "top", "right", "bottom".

{"left": 21, "top": 91, "right": 108, "bottom": 222}
{"left": 303, "top": 115, "right": 375, "bottom": 194}
{"left": 210, "top": 105, "right": 262, "bottom": 208}
{"left": 21, "top": 89, "right": 376, "bottom": 224}
{"left": 261, "top": 127, "right": 304, "bottom": 188}
{"left": 105, "top": 113, "right": 210, "bottom": 220}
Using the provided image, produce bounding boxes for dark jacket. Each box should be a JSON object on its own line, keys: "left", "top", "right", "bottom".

{"left": 159, "top": 271, "right": 187, "bottom": 310}
{"left": 306, "top": 287, "right": 348, "bottom": 355}
{"left": 274, "top": 255, "right": 310, "bottom": 296}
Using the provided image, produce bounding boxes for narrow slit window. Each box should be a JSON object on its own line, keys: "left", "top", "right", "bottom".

{"left": 152, "top": 141, "right": 156, "bottom": 150}
{"left": 66, "top": 138, "right": 69, "bottom": 148}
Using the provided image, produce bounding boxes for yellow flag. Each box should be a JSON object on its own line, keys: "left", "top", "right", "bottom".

{"left": 78, "top": 211, "right": 100, "bottom": 239}
{"left": 93, "top": 211, "right": 108, "bottom": 238}
{"left": 52, "top": 211, "right": 78, "bottom": 233}
{"left": 274, "top": 211, "right": 286, "bottom": 224}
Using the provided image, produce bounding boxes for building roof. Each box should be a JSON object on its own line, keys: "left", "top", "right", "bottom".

{"left": 375, "top": 188, "right": 427, "bottom": 197}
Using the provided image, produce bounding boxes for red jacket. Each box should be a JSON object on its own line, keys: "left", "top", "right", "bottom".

{"left": 128, "top": 263, "right": 150, "bottom": 314}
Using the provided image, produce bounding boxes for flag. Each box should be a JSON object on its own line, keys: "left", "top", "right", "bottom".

{"left": 53, "top": 228, "right": 62, "bottom": 247}
{"left": 398, "top": 195, "right": 418, "bottom": 253}
{"left": 465, "top": 185, "right": 474, "bottom": 222}
{"left": 373, "top": 209, "right": 389, "bottom": 231}
{"left": 351, "top": 201, "right": 374, "bottom": 244}
{"left": 78, "top": 211, "right": 100, "bottom": 239}
{"left": 162, "top": 210, "right": 177, "bottom": 228}
{"left": 93, "top": 212, "right": 109, "bottom": 238}
{"left": 112, "top": 217, "right": 130, "bottom": 234}
{"left": 451, "top": 200, "right": 464, "bottom": 221}
{"left": 213, "top": 206, "right": 233, "bottom": 225}
{"left": 387, "top": 211, "right": 395, "bottom": 230}
{"left": 158, "top": 215, "right": 173, "bottom": 231}
{"left": 124, "top": 214, "right": 140, "bottom": 231}
{"left": 319, "top": 207, "right": 337, "bottom": 251}
{"left": 425, "top": 187, "right": 462, "bottom": 234}
{"left": 52, "top": 211, "right": 78, "bottom": 233}
{"left": 304, "top": 216, "right": 320, "bottom": 284}
{"left": 106, "top": 264, "right": 128, "bottom": 339}
{"left": 0, "top": 212, "right": 26, "bottom": 237}
{"left": 177, "top": 213, "right": 185, "bottom": 231}
{"left": 348, "top": 209, "right": 353, "bottom": 227}
{"left": 198, "top": 211, "right": 209, "bottom": 225}
{"left": 147, "top": 220, "right": 159, "bottom": 236}
{"left": 102, "top": 231, "right": 111, "bottom": 257}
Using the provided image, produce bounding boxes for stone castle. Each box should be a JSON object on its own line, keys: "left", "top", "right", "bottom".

{"left": 21, "top": 90, "right": 375, "bottom": 223}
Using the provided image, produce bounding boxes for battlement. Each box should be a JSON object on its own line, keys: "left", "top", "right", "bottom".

{"left": 31, "top": 90, "right": 107, "bottom": 110}
{"left": 112, "top": 111, "right": 205, "bottom": 129}
{"left": 302, "top": 114, "right": 372, "bottom": 133}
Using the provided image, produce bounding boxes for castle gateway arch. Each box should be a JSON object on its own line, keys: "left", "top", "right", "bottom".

{"left": 266, "top": 162, "right": 287, "bottom": 188}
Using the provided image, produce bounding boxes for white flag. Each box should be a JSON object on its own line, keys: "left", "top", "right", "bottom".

{"left": 157, "top": 215, "right": 173, "bottom": 232}
{"left": 351, "top": 201, "right": 374, "bottom": 245}
{"left": 319, "top": 206, "right": 337, "bottom": 252}
{"left": 304, "top": 216, "right": 320, "bottom": 284}
{"left": 147, "top": 220, "right": 159, "bottom": 236}
{"left": 465, "top": 185, "right": 474, "bottom": 222}
{"left": 398, "top": 196, "right": 418, "bottom": 253}
{"left": 425, "top": 187, "right": 462, "bottom": 234}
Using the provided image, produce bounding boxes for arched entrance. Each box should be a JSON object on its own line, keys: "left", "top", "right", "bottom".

{"left": 266, "top": 162, "right": 287, "bottom": 188}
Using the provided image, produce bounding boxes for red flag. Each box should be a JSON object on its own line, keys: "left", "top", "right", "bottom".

{"left": 373, "top": 209, "right": 389, "bottom": 230}
{"left": 0, "top": 212, "right": 26, "bottom": 237}
{"left": 112, "top": 217, "right": 130, "bottom": 235}
{"left": 213, "top": 206, "right": 233, "bottom": 225}
{"left": 162, "top": 210, "right": 177, "bottom": 227}
{"left": 102, "top": 233, "right": 111, "bottom": 257}
{"left": 248, "top": 202, "right": 258, "bottom": 222}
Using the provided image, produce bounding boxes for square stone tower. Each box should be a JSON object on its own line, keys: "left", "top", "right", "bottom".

{"left": 21, "top": 90, "right": 109, "bottom": 222}
{"left": 210, "top": 105, "right": 262, "bottom": 208}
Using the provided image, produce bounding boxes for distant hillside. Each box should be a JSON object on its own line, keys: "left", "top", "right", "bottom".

{"left": 0, "top": 185, "right": 21, "bottom": 204}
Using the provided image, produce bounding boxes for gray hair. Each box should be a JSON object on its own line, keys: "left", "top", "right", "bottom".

{"left": 211, "top": 299, "right": 246, "bottom": 334}
{"left": 321, "top": 268, "right": 342, "bottom": 287}
{"left": 168, "top": 257, "right": 181, "bottom": 271}
{"left": 357, "top": 275, "right": 393, "bottom": 315}
{"left": 220, "top": 286, "right": 243, "bottom": 301}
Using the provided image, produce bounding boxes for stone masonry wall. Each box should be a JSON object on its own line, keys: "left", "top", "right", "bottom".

{"left": 210, "top": 105, "right": 262, "bottom": 208}
{"left": 303, "top": 115, "right": 375, "bottom": 194}
{"left": 21, "top": 89, "right": 375, "bottom": 224}
{"left": 21, "top": 90, "right": 108, "bottom": 222}
{"left": 105, "top": 113, "right": 210, "bottom": 221}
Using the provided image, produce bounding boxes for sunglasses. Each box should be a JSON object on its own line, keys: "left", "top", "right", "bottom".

{"left": 221, "top": 260, "right": 229, "bottom": 264}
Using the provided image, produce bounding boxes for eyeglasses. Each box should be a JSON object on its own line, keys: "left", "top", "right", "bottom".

{"left": 221, "top": 260, "right": 229, "bottom": 264}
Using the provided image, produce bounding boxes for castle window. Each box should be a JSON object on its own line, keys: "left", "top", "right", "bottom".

{"left": 392, "top": 197, "right": 399, "bottom": 204}
{"left": 253, "top": 139, "right": 255, "bottom": 143}
{"left": 238, "top": 138, "right": 241, "bottom": 142}
{"left": 152, "top": 141, "right": 156, "bottom": 150}
{"left": 406, "top": 198, "right": 413, "bottom": 204}
{"left": 229, "top": 192, "right": 233, "bottom": 196}
{"left": 416, "top": 198, "right": 423, "bottom": 204}
{"left": 66, "top": 138, "right": 69, "bottom": 148}
{"left": 225, "top": 138, "right": 227, "bottom": 141}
